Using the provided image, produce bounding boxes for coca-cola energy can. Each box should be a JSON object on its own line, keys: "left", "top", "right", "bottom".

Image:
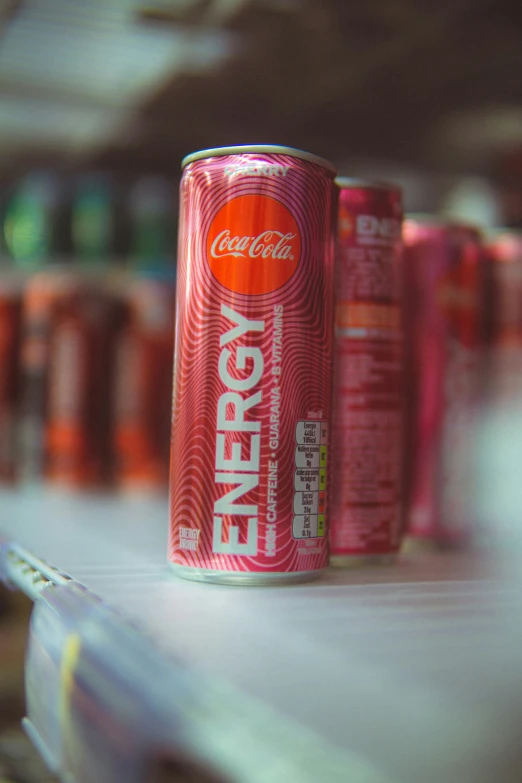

{"left": 169, "top": 145, "right": 337, "bottom": 583}
{"left": 330, "top": 179, "right": 404, "bottom": 564}
{"left": 403, "top": 217, "right": 483, "bottom": 547}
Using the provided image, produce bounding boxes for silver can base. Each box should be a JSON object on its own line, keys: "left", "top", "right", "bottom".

{"left": 169, "top": 563, "right": 326, "bottom": 586}
{"left": 330, "top": 553, "right": 398, "bottom": 568}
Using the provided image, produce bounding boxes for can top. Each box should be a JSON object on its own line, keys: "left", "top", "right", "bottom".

{"left": 336, "top": 176, "right": 401, "bottom": 194}
{"left": 405, "top": 212, "right": 451, "bottom": 225}
{"left": 182, "top": 145, "right": 337, "bottom": 174}
{"left": 486, "top": 226, "right": 522, "bottom": 241}
{"left": 405, "top": 212, "right": 482, "bottom": 233}
{"left": 404, "top": 214, "right": 483, "bottom": 248}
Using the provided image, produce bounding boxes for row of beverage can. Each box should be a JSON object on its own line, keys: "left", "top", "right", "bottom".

{"left": 168, "top": 144, "right": 522, "bottom": 583}
{"left": 1, "top": 172, "right": 174, "bottom": 267}
{"left": 0, "top": 267, "right": 175, "bottom": 491}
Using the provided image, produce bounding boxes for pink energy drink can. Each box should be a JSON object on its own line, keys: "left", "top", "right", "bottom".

{"left": 330, "top": 179, "right": 404, "bottom": 565}
{"left": 484, "top": 230, "right": 522, "bottom": 403}
{"left": 169, "top": 145, "right": 337, "bottom": 583}
{"left": 403, "top": 216, "right": 484, "bottom": 547}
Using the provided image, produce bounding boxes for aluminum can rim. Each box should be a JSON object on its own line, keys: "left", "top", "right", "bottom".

{"left": 405, "top": 212, "right": 482, "bottom": 235}
{"left": 336, "top": 176, "right": 402, "bottom": 194}
{"left": 181, "top": 144, "right": 337, "bottom": 175}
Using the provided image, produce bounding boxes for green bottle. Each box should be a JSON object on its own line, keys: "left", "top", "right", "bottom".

{"left": 71, "top": 174, "right": 114, "bottom": 266}
{"left": 128, "top": 176, "right": 173, "bottom": 277}
{"left": 3, "top": 172, "right": 59, "bottom": 268}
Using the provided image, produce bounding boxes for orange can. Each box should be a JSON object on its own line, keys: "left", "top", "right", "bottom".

{"left": 19, "top": 269, "right": 123, "bottom": 487}
{"left": 45, "top": 275, "right": 124, "bottom": 488}
{"left": 113, "top": 276, "right": 175, "bottom": 491}
{"left": 19, "top": 270, "right": 79, "bottom": 483}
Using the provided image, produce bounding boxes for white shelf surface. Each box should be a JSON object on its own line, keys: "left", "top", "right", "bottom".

{"left": 2, "top": 487, "right": 522, "bottom": 783}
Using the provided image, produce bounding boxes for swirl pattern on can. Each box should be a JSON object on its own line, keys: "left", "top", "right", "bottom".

{"left": 169, "top": 149, "right": 336, "bottom": 580}
{"left": 403, "top": 218, "right": 484, "bottom": 546}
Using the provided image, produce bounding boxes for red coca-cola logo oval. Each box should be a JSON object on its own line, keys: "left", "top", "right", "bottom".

{"left": 207, "top": 195, "right": 301, "bottom": 295}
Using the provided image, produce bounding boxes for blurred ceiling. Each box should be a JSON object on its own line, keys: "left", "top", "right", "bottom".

{"left": 0, "top": 0, "right": 521, "bottom": 179}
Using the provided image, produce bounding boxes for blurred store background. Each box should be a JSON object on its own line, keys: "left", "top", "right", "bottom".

{"left": 0, "top": 0, "right": 521, "bottom": 224}
{"left": 1, "top": 1, "right": 522, "bottom": 781}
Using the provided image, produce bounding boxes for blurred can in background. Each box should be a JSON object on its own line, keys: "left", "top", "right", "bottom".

{"left": 169, "top": 145, "right": 337, "bottom": 583}
{"left": 41, "top": 173, "right": 124, "bottom": 488}
{"left": 403, "top": 217, "right": 484, "bottom": 547}
{"left": 0, "top": 275, "right": 23, "bottom": 482}
{"left": 113, "top": 276, "right": 175, "bottom": 492}
{"left": 19, "top": 270, "right": 123, "bottom": 488}
{"left": 45, "top": 276, "right": 123, "bottom": 488}
{"left": 330, "top": 179, "right": 404, "bottom": 565}
{"left": 18, "top": 270, "right": 79, "bottom": 483}
{"left": 112, "top": 176, "right": 175, "bottom": 493}
{"left": 484, "top": 231, "right": 522, "bottom": 402}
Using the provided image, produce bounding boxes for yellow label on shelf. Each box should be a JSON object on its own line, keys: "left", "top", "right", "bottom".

{"left": 59, "top": 633, "right": 82, "bottom": 728}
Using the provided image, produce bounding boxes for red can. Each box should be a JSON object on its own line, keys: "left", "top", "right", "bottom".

{"left": 113, "top": 276, "right": 175, "bottom": 492}
{"left": 169, "top": 145, "right": 337, "bottom": 583}
{"left": 403, "top": 217, "right": 484, "bottom": 547}
{"left": 19, "top": 269, "right": 122, "bottom": 487}
{"left": 0, "top": 275, "right": 22, "bottom": 483}
{"left": 330, "top": 179, "right": 404, "bottom": 564}
{"left": 45, "top": 274, "right": 123, "bottom": 488}
{"left": 484, "top": 231, "right": 522, "bottom": 402}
